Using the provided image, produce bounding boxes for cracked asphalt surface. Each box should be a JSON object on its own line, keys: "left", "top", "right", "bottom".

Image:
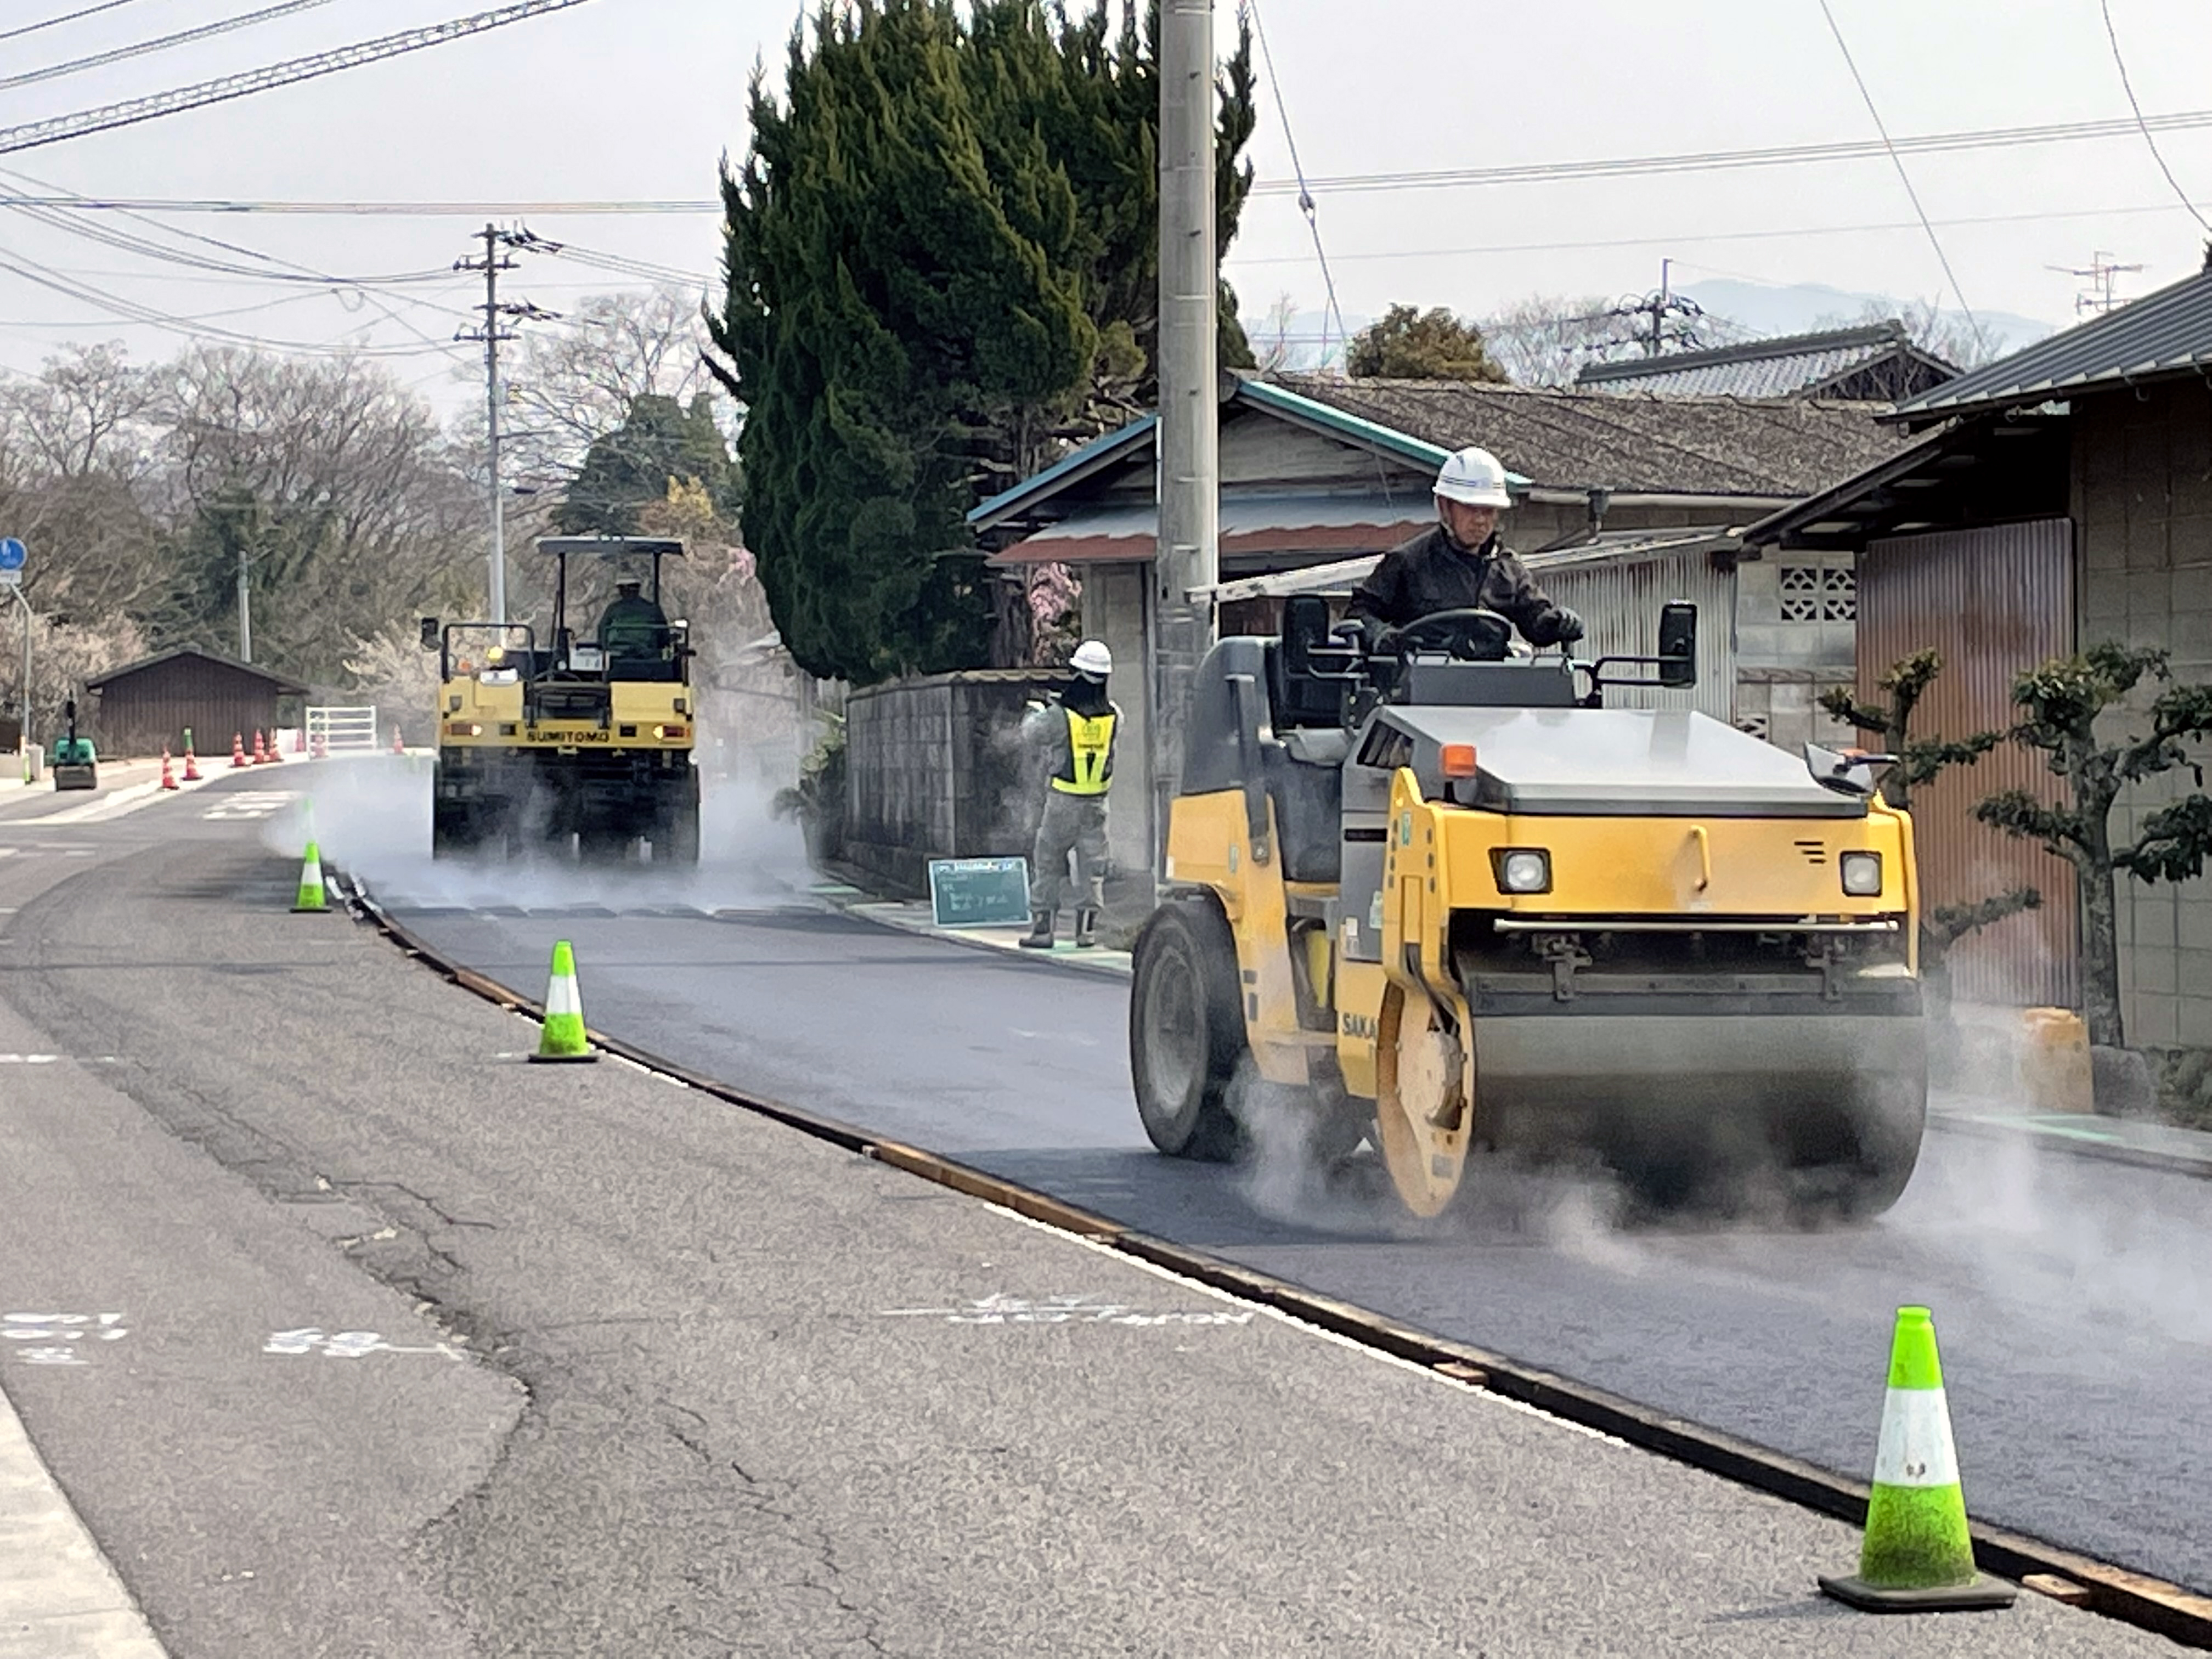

{"left": 0, "top": 769, "right": 2197, "bottom": 1655}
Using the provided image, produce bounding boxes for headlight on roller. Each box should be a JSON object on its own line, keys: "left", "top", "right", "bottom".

{"left": 1840, "top": 850, "right": 1884, "bottom": 896}
{"left": 1492, "top": 848, "right": 1553, "bottom": 895}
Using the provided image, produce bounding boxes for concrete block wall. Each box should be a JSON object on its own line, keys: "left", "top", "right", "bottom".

{"left": 1734, "top": 552, "right": 1858, "bottom": 754}
{"left": 841, "top": 669, "right": 1066, "bottom": 895}
{"left": 2075, "top": 382, "right": 2212, "bottom": 1048}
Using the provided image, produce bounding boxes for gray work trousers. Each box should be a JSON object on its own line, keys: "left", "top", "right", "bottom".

{"left": 1030, "top": 789, "right": 1108, "bottom": 915}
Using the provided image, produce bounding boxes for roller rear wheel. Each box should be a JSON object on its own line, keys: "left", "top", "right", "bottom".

{"left": 1130, "top": 898, "right": 1245, "bottom": 1161}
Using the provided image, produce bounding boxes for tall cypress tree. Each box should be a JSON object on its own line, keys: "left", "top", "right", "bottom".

{"left": 712, "top": 0, "right": 1255, "bottom": 685}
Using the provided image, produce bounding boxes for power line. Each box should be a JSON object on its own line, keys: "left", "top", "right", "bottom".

{"left": 2100, "top": 0, "right": 2212, "bottom": 238}
{"left": 0, "top": 0, "right": 602, "bottom": 156}
{"left": 0, "top": 1, "right": 153, "bottom": 46}
{"left": 1815, "top": 0, "right": 1984, "bottom": 354}
{"left": 1243, "top": 0, "right": 1347, "bottom": 370}
{"left": 1246, "top": 108, "right": 2212, "bottom": 198}
{"left": 0, "top": 0, "right": 342, "bottom": 94}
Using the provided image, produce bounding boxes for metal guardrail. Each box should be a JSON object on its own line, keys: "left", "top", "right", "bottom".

{"left": 335, "top": 870, "right": 2212, "bottom": 1652}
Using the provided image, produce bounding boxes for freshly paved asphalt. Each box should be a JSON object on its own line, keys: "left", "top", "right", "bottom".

{"left": 319, "top": 773, "right": 2212, "bottom": 1601}
{"left": 0, "top": 763, "right": 2196, "bottom": 1655}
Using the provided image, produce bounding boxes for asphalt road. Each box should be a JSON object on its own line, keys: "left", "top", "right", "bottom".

{"left": 326, "top": 794, "right": 2212, "bottom": 1599}
{"left": 5, "top": 766, "right": 2183, "bottom": 1655}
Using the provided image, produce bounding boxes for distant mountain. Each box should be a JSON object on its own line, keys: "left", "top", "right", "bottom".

{"left": 1675, "top": 278, "right": 2059, "bottom": 359}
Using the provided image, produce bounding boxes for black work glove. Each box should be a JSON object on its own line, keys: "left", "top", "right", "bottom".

{"left": 1547, "top": 606, "right": 1585, "bottom": 646}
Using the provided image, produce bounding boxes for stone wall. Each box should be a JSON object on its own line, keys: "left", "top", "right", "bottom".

{"left": 1733, "top": 551, "right": 1860, "bottom": 754}
{"left": 841, "top": 669, "right": 1066, "bottom": 895}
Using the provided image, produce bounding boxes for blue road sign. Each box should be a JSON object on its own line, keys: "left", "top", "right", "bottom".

{"left": 0, "top": 538, "right": 23, "bottom": 588}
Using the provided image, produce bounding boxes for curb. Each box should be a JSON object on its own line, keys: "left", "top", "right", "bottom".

{"left": 339, "top": 864, "right": 2212, "bottom": 1653}
{"left": 813, "top": 883, "right": 1137, "bottom": 983}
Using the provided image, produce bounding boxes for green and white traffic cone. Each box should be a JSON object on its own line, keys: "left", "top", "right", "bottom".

{"left": 291, "top": 840, "right": 330, "bottom": 913}
{"left": 1819, "top": 1306, "right": 2016, "bottom": 1612}
{"left": 529, "top": 940, "right": 597, "bottom": 1064}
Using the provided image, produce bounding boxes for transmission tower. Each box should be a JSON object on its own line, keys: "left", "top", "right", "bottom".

{"left": 457, "top": 225, "right": 560, "bottom": 624}
{"left": 2049, "top": 252, "right": 2145, "bottom": 317}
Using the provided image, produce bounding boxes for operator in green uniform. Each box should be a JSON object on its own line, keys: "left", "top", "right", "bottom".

{"left": 597, "top": 578, "right": 668, "bottom": 664}
{"left": 1020, "top": 638, "right": 1119, "bottom": 950}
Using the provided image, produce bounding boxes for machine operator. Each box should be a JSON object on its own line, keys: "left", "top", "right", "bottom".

{"left": 1346, "top": 445, "right": 1585, "bottom": 651}
{"left": 598, "top": 578, "right": 669, "bottom": 661}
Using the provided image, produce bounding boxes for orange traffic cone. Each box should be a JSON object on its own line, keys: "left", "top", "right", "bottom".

{"left": 312, "top": 733, "right": 328, "bottom": 760}
{"left": 294, "top": 726, "right": 308, "bottom": 755}
{"left": 230, "top": 732, "right": 249, "bottom": 769}
{"left": 182, "top": 740, "right": 201, "bottom": 782}
{"left": 159, "top": 749, "right": 179, "bottom": 791}
{"left": 265, "top": 731, "right": 284, "bottom": 764}
{"left": 391, "top": 725, "right": 405, "bottom": 755}
{"left": 251, "top": 730, "right": 268, "bottom": 765}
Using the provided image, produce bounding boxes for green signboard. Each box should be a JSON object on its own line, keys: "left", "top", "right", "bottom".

{"left": 928, "top": 856, "right": 1031, "bottom": 928}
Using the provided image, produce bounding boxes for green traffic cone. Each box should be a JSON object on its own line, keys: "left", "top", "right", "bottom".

{"left": 1819, "top": 1307, "right": 2016, "bottom": 1612}
{"left": 291, "top": 840, "right": 329, "bottom": 913}
{"left": 529, "top": 940, "right": 597, "bottom": 1064}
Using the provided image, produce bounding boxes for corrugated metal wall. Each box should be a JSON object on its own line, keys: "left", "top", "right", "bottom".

{"left": 1860, "top": 521, "right": 2078, "bottom": 1007}
{"left": 1538, "top": 551, "right": 1736, "bottom": 722}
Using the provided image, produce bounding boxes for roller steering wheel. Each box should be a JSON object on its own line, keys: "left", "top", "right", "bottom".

{"left": 1381, "top": 607, "right": 1515, "bottom": 663}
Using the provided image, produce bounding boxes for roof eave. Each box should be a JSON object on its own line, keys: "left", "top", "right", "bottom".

{"left": 966, "top": 414, "right": 1158, "bottom": 531}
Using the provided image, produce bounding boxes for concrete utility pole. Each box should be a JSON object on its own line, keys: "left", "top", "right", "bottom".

{"left": 236, "top": 540, "right": 251, "bottom": 664}
{"left": 456, "top": 226, "right": 558, "bottom": 625}
{"left": 1153, "top": 0, "right": 1218, "bottom": 874}
{"left": 12, "top": 588, "right": 31, "bottom": 777}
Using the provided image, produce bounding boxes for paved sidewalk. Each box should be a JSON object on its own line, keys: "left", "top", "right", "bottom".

{"left": 815, "top": 881, "right": 2212, "bottom": 1182}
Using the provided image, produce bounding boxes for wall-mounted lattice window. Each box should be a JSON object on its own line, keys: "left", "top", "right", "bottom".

{"left": 1779, "top": 563, "right": 1857, "bottom": 623}
{"left": 1737, "top": 713, "right": 1771, "bottom": 743}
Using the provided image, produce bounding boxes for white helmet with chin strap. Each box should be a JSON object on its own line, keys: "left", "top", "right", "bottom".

{"left": 1434, "top": 445, "right": 1513, "bottom": 509}
{"left": 1070, "top": 639, "right": 1113, "bottom": 678}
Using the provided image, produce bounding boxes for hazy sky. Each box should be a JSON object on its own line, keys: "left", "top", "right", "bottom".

{"left": 2, "top": 0, "right": 2210, "bottom": 404}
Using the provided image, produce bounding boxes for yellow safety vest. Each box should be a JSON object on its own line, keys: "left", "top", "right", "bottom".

{"left": 1052, "top": 709, "right": 1115, "bottom": 795}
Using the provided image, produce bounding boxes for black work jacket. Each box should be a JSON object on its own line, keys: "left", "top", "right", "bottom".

{"left": 1346, "top": 525, "right": 1573, "bottom": 646}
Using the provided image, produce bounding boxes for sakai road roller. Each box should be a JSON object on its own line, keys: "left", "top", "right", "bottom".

{"left": 1129, "top": 597, "right": 1928, "bottom": 1218}
{"left": 424, "top": 535, "right": 700, "bottom": 862}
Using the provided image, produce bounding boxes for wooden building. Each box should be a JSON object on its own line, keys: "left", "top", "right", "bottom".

{"left": 84, "top": 647, "right": 306, "bottom": 759}
{"left": 1746, "top": 260, "right": 2212, "bottom": 1041}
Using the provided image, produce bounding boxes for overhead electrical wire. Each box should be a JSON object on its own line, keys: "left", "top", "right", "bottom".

{"left": 1815, "top": 0, "right": 1984, "bottom": 354}
{"left": 2100, "top": 0, "right": 2212, "bottom": 238}
{"left": 1243, "top": 0, "right": 1347, "bottom": 368}
{"left": 0, "top": 0, "right": 343, "bottom": 94}
{"left": 0, "top": 163, "right": 479, "bottom": 357}
{"left": 0, "top": 0, "right": 601, "bottom": 156}
{"left": 0, "top": 0, "right": 153, "bottom": 46}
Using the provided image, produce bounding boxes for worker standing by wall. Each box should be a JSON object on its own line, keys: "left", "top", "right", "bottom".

{"left": 1021, "top": 639, "right": 1118, "bottom": 950}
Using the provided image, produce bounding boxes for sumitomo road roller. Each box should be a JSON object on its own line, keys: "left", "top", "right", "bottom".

{"left": 1128, "top": 597, "right": 1927, "bottom": 1218}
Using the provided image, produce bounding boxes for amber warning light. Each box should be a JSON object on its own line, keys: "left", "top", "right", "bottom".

{"left": 1440, "top": 743, "right": 1479, "bottom": 778}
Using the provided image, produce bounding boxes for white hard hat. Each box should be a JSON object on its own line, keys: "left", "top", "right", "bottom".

{"left": 1070, "top": 639, "right": 1113, "bottom": 677}
{"left": 1434, "top": 445, "right": 1513, "bottom": 509}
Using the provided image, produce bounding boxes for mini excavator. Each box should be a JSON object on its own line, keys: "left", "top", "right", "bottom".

{"left": 1128, "top": 597, "right": 1927, "bottom": 1218}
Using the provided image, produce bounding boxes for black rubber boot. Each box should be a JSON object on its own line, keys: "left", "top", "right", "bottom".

{"left": 1019, "top": 910, "right": 1056, "bottom": 949}
{"left": 1073, "top": 907, "right": 1099, "bottom": 949}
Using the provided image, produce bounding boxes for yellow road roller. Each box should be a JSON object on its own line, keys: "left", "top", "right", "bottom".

{"left": 1129, "top": 597, "right": 1927, "bottom": 1218}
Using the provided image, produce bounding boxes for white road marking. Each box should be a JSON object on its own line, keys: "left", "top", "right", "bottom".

{"left": 2, "top": 1314, "right": 129, "bottom": 1369}
{"left": 261, "top": 1327, "right": 465, "bottom": 1361}
{"left": 880, "top": 1292, "right": 1253, "bottom": 1327}
{"left": 200, "top": 791, "right": 297, "bottom": 821}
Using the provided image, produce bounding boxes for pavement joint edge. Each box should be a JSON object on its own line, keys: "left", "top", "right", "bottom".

{"left": 341, "top": 866, "right": 2212, "bottom": 1654}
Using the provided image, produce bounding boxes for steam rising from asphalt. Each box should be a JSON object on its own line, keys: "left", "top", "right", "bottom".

{"left": 259, "top": 720, "right": 809, "bottom": 916}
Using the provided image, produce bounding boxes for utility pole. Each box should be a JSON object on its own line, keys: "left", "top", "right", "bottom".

{"left": 457, "top": 225, "right": 560, "bottom": 624}
{"left": 237, "top": 539, "right": 251, "bottom": 663}
{"left": 1153, "top": 0, "right": 1218, "bottom": 876}
{"left": 12, "top": 589, "right": 31, "bottom": 779}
